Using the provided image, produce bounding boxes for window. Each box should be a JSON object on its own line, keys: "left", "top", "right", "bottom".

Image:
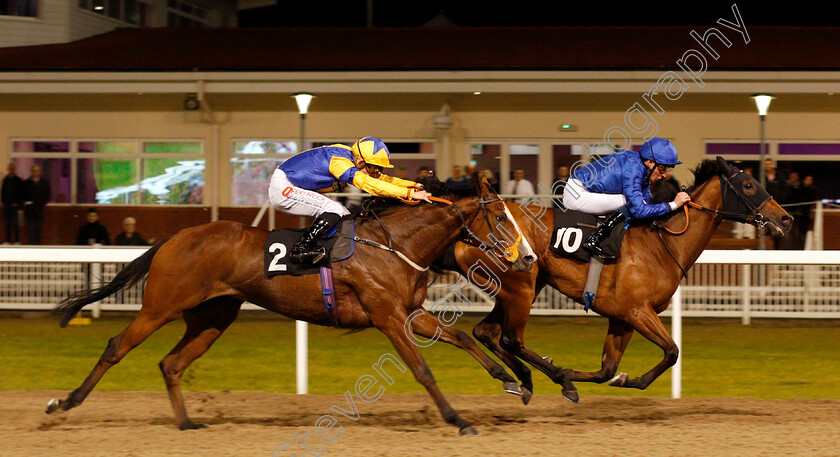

{"left": 166, "top": 0, "right": 207, "bottom": 27}
{"left": 229, "top": 140, "right": 436, "bottom": 206}
{"left": 1, "top": 0, "right": 38, "bottom": 17}
{"left": 230, "top": 141, "right": 297, "bottom": 206}
{"left": 11, "top": 140, "right": 204, "bottom": 205}
{"left": 78, "top": 0, "right": 150, "bottom": 26}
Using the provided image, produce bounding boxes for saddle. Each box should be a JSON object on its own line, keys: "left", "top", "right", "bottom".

{"left": 264, "top": 218, "right": 355, "bottom": 278}
{"left": 549, "top": 209, "right": 629, "bottom": 313}
{"left": 548, "top": 210, "right": 627, "bottom": 263}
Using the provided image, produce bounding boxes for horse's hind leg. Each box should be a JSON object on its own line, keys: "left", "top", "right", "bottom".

{"left": 563, "top": 318, "right": 635, "bottom": 384}
{"left": 159, "top": 297, "right": 242, "bottom": 430}
{"left": 472, "top": 306, "right": 535, "bottom": 403}
{"left": 408, "top": 309, "right": 522, "bottom": 396}
{"left": 46, "top": 309, "right": 175, "bottom": 414}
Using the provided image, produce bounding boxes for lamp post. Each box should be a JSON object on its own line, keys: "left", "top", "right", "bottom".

{"left": 291, "top": 92, "right": 314, "bottom": 395}
{"left": 751, "top": 94, "right": 774, "bottom": 251}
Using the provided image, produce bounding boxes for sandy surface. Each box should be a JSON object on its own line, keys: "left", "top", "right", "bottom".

{"left": 1, "top": 391, "right": 839, "bottom": 457}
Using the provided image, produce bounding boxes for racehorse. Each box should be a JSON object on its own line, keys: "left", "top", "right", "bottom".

{"left": 46, "top": 176, "right": 537, "bottom": 435}
{"left": 440, "top": 157, "right": 793, "bottom": 402}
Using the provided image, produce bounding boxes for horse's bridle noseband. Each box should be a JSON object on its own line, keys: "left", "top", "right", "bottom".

{"left": 654, "top": 164, "right": 774, "bottom": 279}
{"left": 445, "top": 196, "right": 523, "bottom": 263}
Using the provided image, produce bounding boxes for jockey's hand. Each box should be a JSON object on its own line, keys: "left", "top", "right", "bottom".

{"left": 413, "top": 190, "right": 433, "bottom": 203}
{"left": 673, "top": 192, "right": 691, "bottom": 208}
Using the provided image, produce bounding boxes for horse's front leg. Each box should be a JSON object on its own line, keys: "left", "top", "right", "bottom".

{"left": 472, "top": 306, "right": 535, "bottom": 403}
{"left": 374, "top": 311, "right": 478, "bottom": 435}
{"left": 499, "top": 326, "right": 579, "bottom": 403}
{"left": 408, "top": 309, "right": 522, "bottom": 397}
{"left": 562, "top": 318, "right": 635, "bottom": 385}
{"left": 607, "top": 306, "right": 678, "bottom": 389}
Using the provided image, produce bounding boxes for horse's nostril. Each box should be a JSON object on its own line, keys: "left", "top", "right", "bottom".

{"left": 524, "top": 254, "right": 537, "bottom": 264}
{"left": 781, "top": 215, "right": 793, "bottom": 225}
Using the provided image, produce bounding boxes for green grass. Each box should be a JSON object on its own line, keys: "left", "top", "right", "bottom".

{"left": 0, "top": 313, "right": 838, "bottom": 399}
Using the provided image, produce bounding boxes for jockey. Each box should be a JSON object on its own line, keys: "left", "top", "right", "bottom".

{"left": 563, "top": 137, "right": 691, "bottom": 258}
{"left": 269, "top": 136, "right": 432, "bottom": 264}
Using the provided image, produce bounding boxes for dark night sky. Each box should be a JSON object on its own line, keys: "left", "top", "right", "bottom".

{"left": 238, "top": 1, "right": 833, "bottom": 28}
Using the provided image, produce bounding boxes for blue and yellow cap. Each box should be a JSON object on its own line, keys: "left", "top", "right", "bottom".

{"left": 351, "top": 137, "right": 394, "bottom": 169}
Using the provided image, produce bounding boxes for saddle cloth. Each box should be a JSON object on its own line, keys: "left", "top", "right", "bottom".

{"left": 264, "top": 219, "right": 354, "bottom": 278}
{"left": 548, "top": 210, "right": 626, "bottom": 262}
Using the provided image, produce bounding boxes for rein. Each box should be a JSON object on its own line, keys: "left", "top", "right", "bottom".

{"left": 346, "top": 195, "right": 513, "bottom": 272}
{"left": 653, "top": 171, "right": 770, "bottom": 279}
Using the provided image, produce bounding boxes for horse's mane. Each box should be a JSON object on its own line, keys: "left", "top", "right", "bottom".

{"left": 687, "top": 158, "right": 724, "bottom": 193}
{"left": 348, "top": 175, "right": 475, "bottom": 220}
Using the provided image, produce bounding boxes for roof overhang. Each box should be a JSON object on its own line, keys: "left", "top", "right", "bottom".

{"left": 1, "top": 70, "right": 838, "bottom": 95}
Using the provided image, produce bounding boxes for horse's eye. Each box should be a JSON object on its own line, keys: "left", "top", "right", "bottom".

{"left": 496, "top": 214, "right": 507, "bottom": 222}
{"left": 745, "top": 183, "right": 753, "bottom": 189}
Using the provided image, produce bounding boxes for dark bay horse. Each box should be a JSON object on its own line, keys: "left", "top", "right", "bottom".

{"left": 442, "top": 157, "right": 793, "bottom": 402}
{"left": 47, "top": 177, "right": 537, "bottom": 435}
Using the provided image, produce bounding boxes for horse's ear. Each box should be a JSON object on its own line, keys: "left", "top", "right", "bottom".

{"left": 473, "top": 173, "right": 492, "bottom": 197}
{"left": 716, "top": 156, "right": 739, "bottom": 179}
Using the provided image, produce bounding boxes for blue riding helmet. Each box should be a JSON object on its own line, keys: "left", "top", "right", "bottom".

{"left": 639, "top": 138, "right": 682, "bottom": 166}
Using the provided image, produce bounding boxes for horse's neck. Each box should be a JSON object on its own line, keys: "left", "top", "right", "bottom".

{"left": 363, "top": 198, "right": 477, "bottom": 267}
{"left": 659, "top": 180, "right": 723, "bottom": 275}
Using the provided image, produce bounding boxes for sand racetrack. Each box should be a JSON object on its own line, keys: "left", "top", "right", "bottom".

{"left": 1, "top": 391, "right": 838, "bottom": 457}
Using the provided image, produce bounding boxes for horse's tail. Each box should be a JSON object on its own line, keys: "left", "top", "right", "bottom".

{"left": 55, "top": 238, "right": 170, "bottom": 328}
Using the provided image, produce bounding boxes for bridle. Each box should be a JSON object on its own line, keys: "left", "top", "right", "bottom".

{"left": 355, "top": 191, "right": 523, "bottom": 271}
{"left": 417, "top": 194, "right": 523, "bottom": 264}
{"left": 653, "top": 164, "right": 773, "bottom": 279}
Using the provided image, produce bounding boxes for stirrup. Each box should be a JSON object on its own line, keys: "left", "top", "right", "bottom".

{"left": 290, "top": 246, "right": 326, "bottom": 264}
{"left": 583, "top": 240, "right": 615, "bottom": 260}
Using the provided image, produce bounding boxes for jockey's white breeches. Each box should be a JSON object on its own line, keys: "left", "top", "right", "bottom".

{"left": 268, "top": 169, "right": 350, "bottom": 218}
{"left": 562, "top": 179, "right": 627, "bottom": 214}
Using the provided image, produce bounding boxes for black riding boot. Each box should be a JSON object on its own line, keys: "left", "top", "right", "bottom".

{"left": 583, "top": 210, "right": 625, "bottom": 259}
{"left": 290, "top": 213, "right": 341, "bottom": 264}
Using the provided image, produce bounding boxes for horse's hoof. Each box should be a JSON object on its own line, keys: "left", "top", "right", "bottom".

{"left": 503, "top": 381, "right": 522, "bottom": 396}
{"left": 608, "top": 372, "right": 629, "bottom": 387}
{"left": 520, "top": 387, "right": 533, "bottom": 405}
{"left": 542, "top": 356, "right": 554, "bottom": 365}
{"left": 562, "top": 389, "right": 579, "bottom": 403}
{"left": 179, "top": 421, "right": 207, "bottom": 431}
{"left": 45, "top": 398, "right": 62, "bottom": 414}
{"left": 459, "top": 425, "right": 479, "bottom": 436}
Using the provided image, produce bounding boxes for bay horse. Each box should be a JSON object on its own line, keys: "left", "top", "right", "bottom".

{"left": 46, "top": 176, "right": 537, "bottom": 435}
{"left": 440, "top": 157, "right": 793, "bottom": 402}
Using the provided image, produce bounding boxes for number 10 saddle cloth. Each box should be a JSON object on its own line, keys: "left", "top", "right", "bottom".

{"left": 548, "top": 210, "right": 627, "bottom": 263}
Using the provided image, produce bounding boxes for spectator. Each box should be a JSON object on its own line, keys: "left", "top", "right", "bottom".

{"left": 504, "top": 168, "right": 535, "bottom": 203}
{"left": 23, "top": 164, "right": 50, "bottom": 245}
{"left": 551, "top": 166, "right": 570, "bottom": 196}
{"left": 114, "top": 217, "right": 151, "bottom": 246}
{"left": 76, "top": 208, "right": 110, "bottom": 245}
{"left": 788, "top": 174, "right": 816, "bottom": 249}
{"left": 2, "top": 162, "right": 24, "bottom": 244}
{"left": 464, "top": 164, "right": 477, "bottom": 180}
{"left": 763, "top": 160, "right": 791, "bottom": 249}
{"left": 445, "top": 165, "right": 470, "bottom": 191}
{"left": 763, "top": 159, "right": 791, "bottom": 203}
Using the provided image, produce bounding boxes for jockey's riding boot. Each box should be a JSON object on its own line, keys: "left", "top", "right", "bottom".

{"left": 290, "top": 213, "right": 342, "bottom": 264}
{"left": 583, "top": 210, "right": 625, "bottom": 259}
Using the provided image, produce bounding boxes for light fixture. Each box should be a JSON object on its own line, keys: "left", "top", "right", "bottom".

{"left": 183, "top": 93, "right": 199, "bottom": 111}
{"left": 292, "top": 92, "right": 315, "bottom": 115}
{"left": 473, "top": 91, "right": 481, "bottom": 95}
{"left": 559, "top": 123, "right": 578, "bottom": 132}
{"left": 751, "top": 94, "right": 775, "bottom": 116}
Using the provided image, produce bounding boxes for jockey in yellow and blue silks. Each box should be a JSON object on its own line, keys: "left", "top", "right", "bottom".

{"left": 562, "top": 137, "right": 691, "bottom": 258}
{"left": 269, "top": 136, "right": 432, "bottom": 264}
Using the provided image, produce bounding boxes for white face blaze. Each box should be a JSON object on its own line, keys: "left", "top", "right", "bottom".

{"left": 502, "top": 203, "right": 537, "bottom": 262}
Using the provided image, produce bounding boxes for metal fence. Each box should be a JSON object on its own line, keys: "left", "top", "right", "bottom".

{"left": 2, "top": 247, "right": 839, "bottom": 320}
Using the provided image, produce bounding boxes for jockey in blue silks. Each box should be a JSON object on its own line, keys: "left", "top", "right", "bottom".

{"left": 269, "top": 137, "right": 432, "bottom": 264}
{"left": 562, "top": 137, "right": 691, "bottom": 258}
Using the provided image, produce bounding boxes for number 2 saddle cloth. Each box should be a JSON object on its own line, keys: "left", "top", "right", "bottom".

{"left": 548, "top": 210, "right": 627, "bottom": 263}
{"left": 263, "top": 219, "right": 355, "bottom": 278}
